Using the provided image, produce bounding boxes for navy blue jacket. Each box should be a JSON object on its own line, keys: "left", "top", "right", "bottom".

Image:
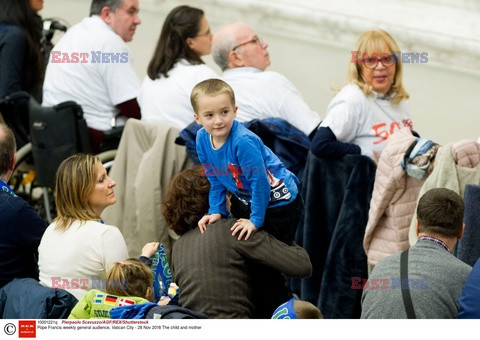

{"left": 458, "top": 258, "right": 480, "bottom": 318}
{"left": 0, "top": 191, "right": 47, "bottom": 288}
{"left": 0, "top": 278, "right": 77, "bottom": 318}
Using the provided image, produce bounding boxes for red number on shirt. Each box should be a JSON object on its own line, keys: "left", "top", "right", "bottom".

{"left": 373, "top": 121, "right": 403, "bottom": 145}
{"left": 372, "top": 123, "right": 389, "bottom": 145}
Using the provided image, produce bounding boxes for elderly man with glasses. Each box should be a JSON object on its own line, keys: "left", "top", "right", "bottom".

{"left": 211, "top": 22, "right": 320, "bottom": 139}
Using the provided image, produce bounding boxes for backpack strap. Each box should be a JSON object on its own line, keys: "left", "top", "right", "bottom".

{"left": 400, "top": 250, "right": 416, "bottom": 319}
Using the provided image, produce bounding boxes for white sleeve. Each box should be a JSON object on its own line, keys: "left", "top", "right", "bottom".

{"left": 100, "top": 226, "right": 129, "bottom": 271}
{"left": 196, "top": 64, "right": 218, "bottom": 79}
{"left": 103, "top": 43, "right": 140, "bottom": 105}
{"left": 320, "top": 94, "right": 361, "bottom": 143}
{"left": 277, "top": 74, "right": 321, "bottom": 136}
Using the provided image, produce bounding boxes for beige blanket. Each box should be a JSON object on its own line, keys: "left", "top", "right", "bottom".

{"left": 103, "top": 119, "right": 193, "bottom": 260}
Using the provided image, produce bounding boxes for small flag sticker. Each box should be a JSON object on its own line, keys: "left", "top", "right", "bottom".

{"left": 118, "top": 298, "right": 136, "bottom": 306}
{"left": 93, "top": 293, "right": 105, "bottom": 304}
{"left": 104, "top": 295, "right": 118, "bottom": 305}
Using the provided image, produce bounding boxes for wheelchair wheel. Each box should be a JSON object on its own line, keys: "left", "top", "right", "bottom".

{"left": 10, "top": 143, "right": 55, "bottom": 223}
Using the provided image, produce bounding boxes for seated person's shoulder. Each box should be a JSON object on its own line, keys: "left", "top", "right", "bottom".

{"left": 2, "top": 194, "right": 40, "bottom": 219}
{"left": 327, "top": 84, "right": 366, "bottom": 111}
{"left": 3, "top": 24, "right": 25, "bottom": 39}
{"left": 0, "top": 25, "right": 26, "bottom": 48}
{"left": 260, "top": 70, "right": 291, "bottom": 84}
{"left": 336, "top": 84, "right": 366, "bottom": 102}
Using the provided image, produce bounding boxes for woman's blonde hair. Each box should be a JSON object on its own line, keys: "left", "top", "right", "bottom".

{"left": 53, "top": 153, "right": 100, "bottom": 231}
{"left": 346, "top": 30, "right": 409, "bottom": 104}
{"left": 106, "top": 258, "right": 153, "bottom": 300}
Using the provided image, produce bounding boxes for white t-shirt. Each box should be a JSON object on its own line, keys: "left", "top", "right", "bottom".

{"left": 320, "top": 84, "right": 412, "bottom": 157}
{"left": 38, "top": 220, "right": 129, "bottom": 300}
{"left": 139, "top": 59, "right": 218, "bottom": 130}
{"left": 221, "top": 67, "right": 321, "bottom": 136}
{"left": 42, "top": 16, "right": 140, "bottom": 131}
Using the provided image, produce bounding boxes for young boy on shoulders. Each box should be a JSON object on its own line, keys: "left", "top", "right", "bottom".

{"left": 191, "top": 78, "right": 303, "bottom": 244}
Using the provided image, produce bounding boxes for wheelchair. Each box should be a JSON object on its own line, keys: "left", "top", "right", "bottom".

{"left": 0, "top": 92, "right": 118, "bottom": 223}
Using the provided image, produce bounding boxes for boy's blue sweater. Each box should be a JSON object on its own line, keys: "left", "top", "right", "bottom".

{"left": 196, "top": 120, "right": 298, "bottom": 227}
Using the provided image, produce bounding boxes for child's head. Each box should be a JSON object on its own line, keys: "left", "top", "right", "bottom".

{"left": 190, "top": 78, "right": 235, "bottom": 114}
{"left": 272, "top": 298, "right": 323, "bottom": 319}
{"left": 106, "top": 258, "right": 154, "bottom": 301}
{"left": 192, "top": 79, "right": 238, "bottom": 145}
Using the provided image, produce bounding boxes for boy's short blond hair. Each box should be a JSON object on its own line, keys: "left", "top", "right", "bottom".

{"left": 190, "top": 78, "right": 236, "bottom": 113}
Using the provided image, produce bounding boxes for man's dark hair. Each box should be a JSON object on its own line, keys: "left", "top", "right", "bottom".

{"left": 0, "top": 124, "right": 16, "bottom": 178}
{"left": 417, "top": 188, "right": 464, "bottom": 238}
{"left": 90, "top": 0, "right": 123, "bottom": 15}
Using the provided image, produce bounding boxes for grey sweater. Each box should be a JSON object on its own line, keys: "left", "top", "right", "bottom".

{"left": 171, "top": 219, "right": 312, "bottom": 318}
{"left": 361, "top": 239, "right": 472, "bottom": 319}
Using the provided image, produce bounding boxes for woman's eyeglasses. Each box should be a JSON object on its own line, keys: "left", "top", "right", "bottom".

{"left": 362, "top": 55, "right": 396, "bottom": 69}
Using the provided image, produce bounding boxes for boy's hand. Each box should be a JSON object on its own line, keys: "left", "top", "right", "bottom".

{"left": 141, "top": 242, "right": 159, "bottom": 258}
{"left": 198, "top": 213, "right": 222, "bottom": 233}
{"left": 231, "top": 219, "right": 257, "bottom": 240}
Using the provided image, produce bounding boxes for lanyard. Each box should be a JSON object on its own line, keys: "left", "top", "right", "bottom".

{"left": 0, "top": 180, "right": 16, "bottom": 197}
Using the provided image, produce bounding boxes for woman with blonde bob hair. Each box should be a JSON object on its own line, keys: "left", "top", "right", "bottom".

{"left": 38, "top": 154, "right": 129, "bottom": 300}
{"left": 311, "top": 30, "right": 413, "bottom": 161}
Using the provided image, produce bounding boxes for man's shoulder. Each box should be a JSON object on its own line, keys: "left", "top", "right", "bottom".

{"left": 371, "top": 252, "right": 401, "bottom": 274}
{"left": 249, "top": 69, "right": 290, "bottom": 84}
{"left": 0, "top": 192, "right": 43, "bottom": 224}
{"left": 62, "top": 16, "right": 127, "bottom": 49}
{"left": 412, "top": 243, "right": 472, "bottom": 274}
{"left": 0, "top": 191, "right": 32, "bottom": 211}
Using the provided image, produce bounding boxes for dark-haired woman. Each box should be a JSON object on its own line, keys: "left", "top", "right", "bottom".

{"left": 139, "top": 5, "right": 217, "bottom": 130}
{"left": 0, "top": 0, "right": 45, "bottom": 146}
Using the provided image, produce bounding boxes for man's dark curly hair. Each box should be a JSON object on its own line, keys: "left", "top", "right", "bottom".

{"left": 162, "top": 166, "right": 210, "bottom": 236}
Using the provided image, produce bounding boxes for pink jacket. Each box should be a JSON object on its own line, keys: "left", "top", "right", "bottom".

{"left": 363, "top": 128, "right": 425, "bottom": 266}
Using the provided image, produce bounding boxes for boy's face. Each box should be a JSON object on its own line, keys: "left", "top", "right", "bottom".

{"left": 194, "top": 93, "right": 237, "bottom": 146}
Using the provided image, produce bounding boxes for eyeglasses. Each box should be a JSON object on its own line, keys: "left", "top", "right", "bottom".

{"left": 362, "top": 55, "right": 396, "bottom": 69}
{"left": 232, "top": 36, "right": 264, "bottom": 51}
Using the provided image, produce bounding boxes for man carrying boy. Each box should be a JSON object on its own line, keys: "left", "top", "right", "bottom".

{"left": 191, "top": 78, "right": 304, "bottom": 317}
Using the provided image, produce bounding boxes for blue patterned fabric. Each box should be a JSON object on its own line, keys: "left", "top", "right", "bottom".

{"left": 271, "top": 298, "right": 297, "bottom": 319}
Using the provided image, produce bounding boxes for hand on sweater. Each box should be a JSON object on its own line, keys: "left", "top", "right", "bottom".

{"left": 231, "top": 218, "right": 257, "bottom": 241}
